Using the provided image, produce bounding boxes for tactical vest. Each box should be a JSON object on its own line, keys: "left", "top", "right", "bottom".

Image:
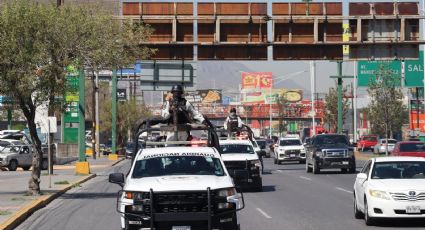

{"left": 170, "top": 98, "right": 192, "bottom": 124}
{"left": 227, "top": 115, "right": 239, "bottom": 132}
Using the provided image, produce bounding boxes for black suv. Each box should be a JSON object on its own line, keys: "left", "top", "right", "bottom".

{"left": 305, "top": 134, "right": 355, "bottom": 174}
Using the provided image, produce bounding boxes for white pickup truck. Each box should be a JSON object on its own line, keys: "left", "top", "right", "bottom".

{"left": 0, "top": 139, "right": 49, "bottom": 171}
{"left": 109, "top": 146, "right": 244, "bottom": 230}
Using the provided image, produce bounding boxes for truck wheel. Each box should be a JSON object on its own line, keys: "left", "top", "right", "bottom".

{"left": 312, "top": 161, "right": 320, "bottom": 174}
{"left": 41, "top": 159, "right": 48, "bottom": 170}
{"left": 341, "top": 168, "right": 348, "bottom": 173}
{"left": 306, "top": 161, "right": 312, "bottom": 173}
{"left": 8, "top": 160, "right": 18, "bottom": 171}
{"left": 254, "top": 179, "right": 263, "bottom": 192}
{"left": 349, "top": 165, "right": 356, "bottom": 174}
{"left": 22, "top": 166, "right": 31, "bottom": 171}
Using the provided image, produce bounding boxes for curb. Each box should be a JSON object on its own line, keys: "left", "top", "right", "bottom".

{"left": 0, "top": 174, "right": 96, "bottom": 230}
{"left": 111, "top": 157, "right": 126, "bottom": 167}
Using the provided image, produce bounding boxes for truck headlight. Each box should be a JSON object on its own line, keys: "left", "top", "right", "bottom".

{"left": 300, "top": 149, "right": 306, "bottom": 153}
{"left": 218, "top": 187, "right": 237, "bottom": 197}
{"left": 315, "top": 151, "right": 323, "bottom": 157}
{"left": 124, "top": 191, "right": 134, "bottom": 199}
{"left": 369, "top": 190, "right": 390, "bottom": 200}
{"left": 250, "top": 160, "right": 261, "bottom": 169}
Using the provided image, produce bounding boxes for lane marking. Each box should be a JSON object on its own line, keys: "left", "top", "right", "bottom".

{"left": 256, "top": 208, "right": 272, "bottom": 219}
{"left": 276, "top": 170, "right": 283, "bottom": 173}
{"left": 299, "top": 176, "right": 312, "bottom": 181}
{"left": 336, "top": 187, "right": 353, "bottom": 194}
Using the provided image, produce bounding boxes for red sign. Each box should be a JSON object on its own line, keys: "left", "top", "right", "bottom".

{"left": 410, "top": 112, "right": 425, "bottom": 132}
{"left": 241, "top": 72, "right": 272, "bottom": 90}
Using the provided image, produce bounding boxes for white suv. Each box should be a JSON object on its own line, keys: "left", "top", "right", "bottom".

{"left": 109, "top": 146, "right": 244, "bottom": 230}
{"left": 274, "top": 137, "right": 306, "bottom": 164}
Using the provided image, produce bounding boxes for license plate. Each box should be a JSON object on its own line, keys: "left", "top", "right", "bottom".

{"left": 342, "top": 161, "right": 349, "bottom": 165}
{"left": 406, "top": 206, "right": 421, "bottom": 214}
{"left": 172, "top": 226, "right": 191, "bottom": 230}
{"left": 290, "top": 154, "right": 296, "bottom": 157}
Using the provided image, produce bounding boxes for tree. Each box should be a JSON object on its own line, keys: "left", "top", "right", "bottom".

{"left": 323, "top": 83, "right": 350, "bottom": 132}
{"left": 0, "top": 0, "right": 153, "bottom": 195}
{"left": 100, "top": 98, "right": 152, "bottom": 148}
{"left": 366, "top": 63, "right": 408, "bottom": 152}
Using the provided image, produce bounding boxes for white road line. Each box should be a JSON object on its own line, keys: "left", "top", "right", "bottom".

{"left": 336, "top": 187, "right": 353, "bottom": 194}
{"left": 276, "top": 170, "right": 283, "bottom": 173}
{"left": 299, "top": 176, "right": 312, "bottom": 181}
{"left": 256, "top": 208, "right": 272, "bottom": 219}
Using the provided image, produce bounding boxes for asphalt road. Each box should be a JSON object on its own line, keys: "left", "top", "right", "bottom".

{"left": 16, "top": 158, "right": 425, "bottom": 230}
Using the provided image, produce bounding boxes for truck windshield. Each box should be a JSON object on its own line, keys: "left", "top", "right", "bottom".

{"left": 314, "top": 135, "right": 349, "bottom": 146}
{"left": 132, "top": 156, "right": 225, "bottom": 178}
{"left": 220, "top": 144, "right": 255, "bottom": 154}
{"left": 280, "top": 140, "right": 301, "bottom": 146}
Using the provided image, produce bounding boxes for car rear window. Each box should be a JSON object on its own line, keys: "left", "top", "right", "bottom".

{"left": 400, "top": 143, "right": 425, "bottom": 152}
{"left": 381, "top": 140, "right": 397, "bottom": 144}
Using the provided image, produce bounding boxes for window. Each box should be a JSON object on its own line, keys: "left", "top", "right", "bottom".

{"left": 314, "top": 135, "right": 349, "bottom": 145}
{"left": 279, "top": 139, "right": 302, "bottom": 146}
{"left": 361, "top": 160, "right": 372, "bottom": 175}
{"left": 220, "top": 144, "right": 255, "bottom": 154}
{"left": 399, "top": 143, "right": 425, "bottom": 152}
{"left": 371, "top": 161, "right": 425, "bottom": 179}
{"left": 132, "top": 156, "right": 225, "bottom": 178}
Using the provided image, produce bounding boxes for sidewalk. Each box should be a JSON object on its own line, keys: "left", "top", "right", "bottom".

{"left": 0, "top": 156, "right": 124, "bottom": 230}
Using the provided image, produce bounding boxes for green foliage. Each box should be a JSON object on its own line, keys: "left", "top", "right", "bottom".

{"left": 323, "top": 83, "right": 350, "bottom": 132}
{"left": 0, "top": 0, "right": 153, "bottom": 195}
{"left": 0, "top": 210, "right": 12, "bottom": 216}
{"left": 100, "top": 98, "right": 152, "bottom": 146}
{"left": 366, "top": 63, "right": 408, "bottom": 137}
{"left": 54, "top": 180, "right": 70, "bottom": 185}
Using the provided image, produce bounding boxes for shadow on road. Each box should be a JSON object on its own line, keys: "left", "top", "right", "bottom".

{"left": 59, "top": 192, "right": 118, "bottom": 200}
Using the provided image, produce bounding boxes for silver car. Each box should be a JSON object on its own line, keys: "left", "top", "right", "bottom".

{"left": 373, "top": 139, "right": 397, "bottom": 154}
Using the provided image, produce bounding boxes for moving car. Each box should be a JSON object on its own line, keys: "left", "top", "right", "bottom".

{"left": 109, "top": 147, "right": 244, "bottom": 230}
{"left": 305, "top": 134, "right": 356, "bottom": 174}
{"left": 358, "top": 135, "right": 378, "bottom": 152}
{"left": 274, "top": 137, "right": 306, "bottom": 164}
{"left": 124, "top": 143, "right": 135, "bottom": 159}
{"left": 353, "top": 157, "right": 425, "bottom": 225}
{"left": 220, "top": 139, "right": 263, "bottom": 191}
{"left": 373, "top": 139, "right": 397, "bottom": 154}
{"left": 391, "top": 141, "right": 425, "bottom": 158}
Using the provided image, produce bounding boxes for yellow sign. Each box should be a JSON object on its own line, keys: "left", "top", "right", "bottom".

{"left": 342, "top": 23, "right": 350, "bottom": 55}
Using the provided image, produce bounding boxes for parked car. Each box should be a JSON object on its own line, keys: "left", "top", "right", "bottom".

{"left": 305, "top": 134, "right": 356, "bottom": 174}
{"left": 0, "top": 141, "right": 48, "bottom": 171}
{"left": 358, "top": 135, "right": 379, "bottom": 152}
{"left": 353, "top": 157, "right": 425, "bottom": 225}
{"left": 391, "top": 141, "right": 425, "bottom": 158}
{"left": 373, "top": 139, "right": 397, "bottom": 154}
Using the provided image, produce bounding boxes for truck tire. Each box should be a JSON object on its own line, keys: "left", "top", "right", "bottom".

{"left": 8, "top": 160, "right": 18, "bottom": 171}
{"left": 22, "top": 166, "right": 31, "bottom": 171}
{"left": 349, "top": 165, "right": 356, "bottom": 174}
{"left": 254, "top": 179, "right": 263, "bottom": 192}
{"left": 41, "top": 159, "right": 48, "bottom": 170}
{"left": 312, "top": 161, "right": 320, "bottom": 174}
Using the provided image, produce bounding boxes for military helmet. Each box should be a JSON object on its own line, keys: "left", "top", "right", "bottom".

{"left": 171, "top": 85, "right": 184, "bottom": 93}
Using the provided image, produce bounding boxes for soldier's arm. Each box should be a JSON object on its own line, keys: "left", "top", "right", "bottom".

{"left": 161, "top": 101, "right": 171, "bottom": 120}
{"left": 186, "top": 101, "right": 205, "bottom": 123}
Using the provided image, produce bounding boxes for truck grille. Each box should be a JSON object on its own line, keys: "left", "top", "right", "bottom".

{"left": 135, "top": 191, "right": 215, "bottom": 214}
{"left": 285, "top": 150, "right": 300, "bottom": 155}
{"left": 324, "top": 149, "right": 347, "bottom": 157}
{"left": 224, "top": 161, "right": 247, "bottom": 170}
{"left": 390, "top": 192, "right": 425, "bottom": 202}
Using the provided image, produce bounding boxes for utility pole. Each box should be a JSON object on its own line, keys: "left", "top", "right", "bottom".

{"left": 7, "top": 108, "right": 12, "bottom": 130}
{"left": 95, "top": 71, "right": 100, "bottom": 158}
{"left": 330, "top": 61, "right": 354, "bottom": 134}
{"left": 91, "top": 71, "right": 96, "bottom": 159}
{"left": 78, "top": 70, "right": 86, "bottom": 162}
{"left": 112, "top": 70, "right": 117, "bottom": 155}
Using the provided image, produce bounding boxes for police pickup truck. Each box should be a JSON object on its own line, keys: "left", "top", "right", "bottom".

{"left": 109, "top": 119, "right": 244, "bottom": 230}
{"left": 219, "top": 139, "right": 263, "bottom": 192}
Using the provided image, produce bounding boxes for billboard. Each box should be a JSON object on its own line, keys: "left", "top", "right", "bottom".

{"left": 242, "top": 89, "right": 303, "bottom": 105}
{"left": 241, "top": 72, "right": 272, "bottom": 90}
{"left": 163, "top": 89, "right": 222, "bottom": 104}
{"left": 410, "top": 112, "right": 425, "bottom": 132}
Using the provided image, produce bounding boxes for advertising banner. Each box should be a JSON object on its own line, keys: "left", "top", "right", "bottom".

{"left": 163, "top": 89, "right": 222, "bottom": 104}
{"left": 242, "top": 89, "right": 303, "bottom": 105}
{"left": 241, "top": 72, "right": 272, "bottom": 90}
{"left": 410, "top": 112, "right": 425, "bottom": 132}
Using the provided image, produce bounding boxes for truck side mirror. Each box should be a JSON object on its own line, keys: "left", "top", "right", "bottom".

{"left": 109, "top": 173, "right": 125, "bottom": 187}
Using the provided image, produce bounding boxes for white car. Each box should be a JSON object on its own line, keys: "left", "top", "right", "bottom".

{"left": 373, "top": 139, "right": 397, "bottom": 154}
{"left": 220, "top": 139, "right": 263, "bottom": 191}
{"left": 109, "top": 147, "right": 244, "bottom": 230}
{"left": 353, "top": 157, "right": 425, "bottom": 226}
{"left": 274, "top": 137, "right": 306, "bottom": 164}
